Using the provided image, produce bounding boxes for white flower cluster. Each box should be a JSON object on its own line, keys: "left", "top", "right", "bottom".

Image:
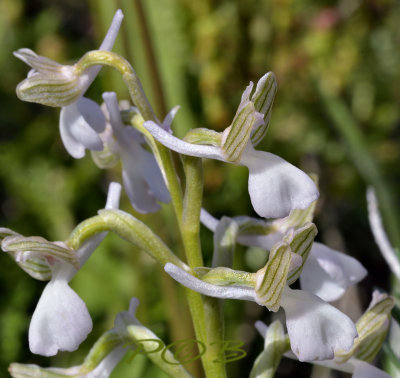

{"left": 2, "top": 8, "right": 395, "bottom": 378}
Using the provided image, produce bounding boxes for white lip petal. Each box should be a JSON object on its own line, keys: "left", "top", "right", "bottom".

{"left": 143, "top": 121, "right": 224, "bottom": 160}
{"left": 280, "top": 287, "right": 357, "bottom": 362}
{"left": 121, "top": 150, "right": 161, "bottom": 213}
{"left": 29, "top": 276, "right": 92, "bottom": 356}
{"left": 59, "top": 99, "right": 104, "bottom": 158}
{"left": 300, "top": 242, "right": 367, "bottom": 302}
{"left": 164, "top": 263, "right": 257, "bottom": 302}
{"left": 241, "top": 148, "right": 319, "bottom": 219}
{"left": 59, "top": 104, "right": 86, "bottom": 158}
{"left": 77, "top": 97, "right": 106, "bottom": 133}
{"left": 162, "top": 105, "right": 180, "bottom": 131}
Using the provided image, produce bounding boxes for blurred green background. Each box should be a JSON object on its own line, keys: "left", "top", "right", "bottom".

{"left": 0, "top": 0, "right": 399, "bottom": 377}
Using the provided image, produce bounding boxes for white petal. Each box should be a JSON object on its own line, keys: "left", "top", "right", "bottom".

{"left": 280, "top": 287, "right": 357, "bottom": 362}
{"left": 164, "top": 263, "right": 257, "bottom": 301}
{"left": 99, "top": 10, "right": 124, "bottom": 51}
{"left": 255, "top": 320, "right": 269, "bottom": 338}
{"left": 59, "top": 104, "right": 86, "bottom": 158}
{"left": 241, "top": 147, "right": 319, "bottom": 219}
{"left": 162, "top": 105, "right": 180, "bottom": 131}
{"left": 105, "top": 182, "right": 122, "bottom": 210}
{"left": 121, "top": 148, "right": 162, "bottom": 213}
{"left": 300, "top": 242, "right": 367, "bottom": 302}
{"left": 86, "top": 346, "right": 126, "bottom": 378}
{"left": 78, "top": 10, "right": 124, "bottom": 94}
{"left": 143, "top": 121, "right": 224, "bottom": 160}
{"left": 138, "top": 148, "right": 171, "bottom": 204}
{"left": 200, "top": 208, "right": 219, "bottom": 232}
{"left": 351, "top": 359, "right": 392, "bottom": 378}
{"left": 77, "top": 97, "right": 106, "bottom": 133}
{"left": 29, "top": 274, "right": 92, "bottom": 356}
{"left": 367, "top": 187, "right": 400, "bottom": 280}
{"left": 60, "top": 100, "right": 103, "bottom": 158}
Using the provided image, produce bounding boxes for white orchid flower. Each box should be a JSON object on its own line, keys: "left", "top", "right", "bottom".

{"left": 201, "top": 204, "right": 367, "bottom": 302}
{"left": 143, "top": 73, "right": 319, "bottom": 219}
{"left": 255, "top": 290, "right": 393, "bottom": 377}
{"left": 2, "top": 183, "right": 121, "bottom": 356}
{"left": 14, "top": 10, "right": 124, "bottom": 159}
{"left": 164, "top": 222, "right": 358, "bottom": 363}
{"left": 97, "top": 92, "right": 171, "bottom": 213}
{"left": 59, "top": 10, "right": 123, "bottom": 159}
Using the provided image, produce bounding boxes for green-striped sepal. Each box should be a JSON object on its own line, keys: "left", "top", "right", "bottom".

{"left": 335, "top": 291, "right": 394, "bottom": 363}
{"left": 254, "top": 242, "right": 293, "bottom": 312}
{"left": 2, "top": 234, "right": 79, "bottom": 271}
{"left": 250, "top": 72, "right": 277, "bottom": 146}
{"left": 284, "top": 223, "right": 318, "bottom": 285}
{"left": 221, "top": 83, "right": 264, "bottom": 163}
{"left": 1, "top": 228, "right": 51, "bottom": 280}
{"left": 250, "top": 320, "right": 289, "bottom": 378}
{"left": 14, "top": 49, "right": 83, "bottom": 107}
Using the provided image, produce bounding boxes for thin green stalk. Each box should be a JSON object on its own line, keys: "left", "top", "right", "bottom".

{"left": 66, "top": 211, "right": 186, "bottom": 270}
{"left": 181, "top": 156, "right": 226, "bottom": 378}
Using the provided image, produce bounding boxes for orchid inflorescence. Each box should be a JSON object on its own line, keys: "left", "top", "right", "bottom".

{"left": 2, "top": 8, "right": 397, "bottom": 378}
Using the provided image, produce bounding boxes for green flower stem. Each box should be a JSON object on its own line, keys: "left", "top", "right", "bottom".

{"left": 76, "top": 50, "right": 219, "bottom": 377}
{"left": 66, "top": 210, "right": 187, "bottom": 271}
{"left": 181, "top": 156, "right": 226, "bottom": 378}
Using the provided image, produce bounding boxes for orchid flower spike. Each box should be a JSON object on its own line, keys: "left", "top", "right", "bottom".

{"left": 143, "top": 72, "right": 319, "bottom": 219}
{"left": 14, "top": 10, "right": 123, "bottom": 108}
{"left": 255, "top": 290, "right": 394, "bottom": 377}
{"left": 1, "top": 183, "right": 121, "bottom": 356}
{"left": 14, "top": 10, "right": 124, "bottom": 159}
{"left": 165, "top": 224, "right": 358, "bottom": 361}
{"left": 201, "top": 184, "right": 367, "bottom": 302}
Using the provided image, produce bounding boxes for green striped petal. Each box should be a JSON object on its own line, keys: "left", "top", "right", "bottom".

{"left": 0, "top": 227, "right": 20, "bottom": 241}
{"left": 221, "top": 100, "right": 263, "bottom": 163}
{"left": 250, "top": 320, "right": 289, "bottom": 378}
{"left": 283, "top": 223, "right": 318, "bottom": 285}
{"left": 255, "top": 242, "right": 292, "bottom": 312}
{"left": 2, "top": 235, "right": 79, "bottom": 269}
{"left": 335, "top": 291, "right": 394, "bottom": 363}
{"left": 17, "top": 257, "right": 52, "bottom": 281}
{"left": 250, "top": 72, "right": 278, "bottom": 146}
{"left": 14, "top": 49, "right": 83, "bottom": 107}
